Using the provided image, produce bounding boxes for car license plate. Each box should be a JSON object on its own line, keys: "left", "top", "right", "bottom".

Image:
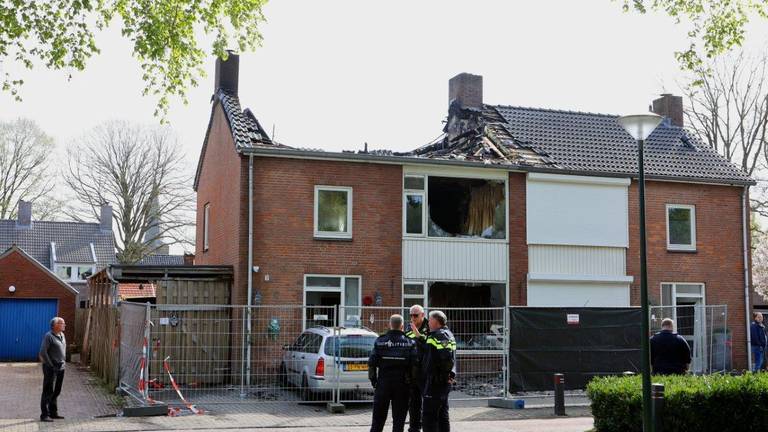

{"left": 346, "top": 363, "right": 368, "bottom": 371}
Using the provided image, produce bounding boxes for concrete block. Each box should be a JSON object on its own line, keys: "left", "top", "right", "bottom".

{"left": 326, "top": 402, "right": 346, "bottom": 414}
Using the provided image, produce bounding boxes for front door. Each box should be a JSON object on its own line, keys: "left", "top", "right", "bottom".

{"left": 303, "top": 275, "right": 361, "bottom": 329}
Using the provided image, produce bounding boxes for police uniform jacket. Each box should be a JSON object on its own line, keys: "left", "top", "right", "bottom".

{"left": 421, "top": 327, "right": 457, "bottom": 398}
{"left": 368, "top": 329, "right": 417, "bottom": 386}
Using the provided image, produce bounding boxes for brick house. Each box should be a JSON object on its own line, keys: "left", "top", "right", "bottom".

{"left": 194, "top": 55, "right": 754, "bottom": 369}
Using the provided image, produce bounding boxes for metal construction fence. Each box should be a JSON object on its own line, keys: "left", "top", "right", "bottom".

{"left": 650, "top": 305, "right": 730, "bottom": 374}
{"left": 117, "top": 303, "right": 728, "bottom": 408}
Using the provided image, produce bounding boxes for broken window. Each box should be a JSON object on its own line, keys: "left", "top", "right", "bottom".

{"left": 427, "top": 177, "right": 505, "bottom": 239}
{"left": 428, "top": 281, "right": 505, "bottom": 350}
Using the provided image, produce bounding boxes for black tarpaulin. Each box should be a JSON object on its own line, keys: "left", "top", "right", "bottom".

{"left": 508, "top": 307, "right": 642, "bottom": 392}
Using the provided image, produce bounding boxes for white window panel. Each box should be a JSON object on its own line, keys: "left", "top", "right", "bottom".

{"left": 527, "top": 281, "right": 630, "bottom": 307}
{"left": 314, "top": 186, "right": 353, "bottom": 239}
{"left": 666, "top": 204, "right": 696, "bottom": 251}
{"left": 203, "top": 203, "right": 210, "bottom": 251}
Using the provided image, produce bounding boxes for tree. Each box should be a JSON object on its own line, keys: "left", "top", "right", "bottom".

{"left": 622, "top": 0, "right": 768, "bottom": 71}
{"left": 1, "top": 0, "right": 267, "bottom": 118}
{"left": 0, "top": 118, "right": 62, "bottom": 220}
{"left": 682, "top": 50, "right": 768, "bottom": 178}
{"left": 65, "top": 121, "right": 194, "bottom": 263}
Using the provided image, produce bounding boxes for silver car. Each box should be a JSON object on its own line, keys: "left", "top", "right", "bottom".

{"left": 280, "top": 326, "right": 378, "bottom": 400}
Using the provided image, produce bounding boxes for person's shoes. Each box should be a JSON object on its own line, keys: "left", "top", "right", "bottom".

{"left": 40, "top": 416, "right": 54, "bottom": 422}
{"left": 50, "top": 415, "right": 65, "bottom": 419}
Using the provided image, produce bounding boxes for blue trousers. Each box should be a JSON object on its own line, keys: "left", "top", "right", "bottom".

{"left": 753, "top": 346, "right": 765, "bottom": 372}
{"left": 370, "top": 381, "right": 410, "bottom": 432}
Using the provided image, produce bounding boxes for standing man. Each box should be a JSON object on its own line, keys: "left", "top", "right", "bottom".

{"left": 39, "top": 317, "right": 67, "bottom": 422}
{"left": 421, "top": 311, "right": 456, "bottom": 432}
{"left": 405, "top": 304, "right": 430, "bottom": 432}
{"left": 368, "top": 314, "right": 417, "bottom": 432}
{"left": 751, "top": 312, "right": 767, "bottom": 372}
{"left": 649, "top": 318, "right": 691, "bottom": 375}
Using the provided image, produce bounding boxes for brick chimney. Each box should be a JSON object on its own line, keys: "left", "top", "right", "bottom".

{"left": 651, "top": 94, "right": 684, "bottom": 127}
{"left": 215, "top": 51, "right": 239, "bottom": 95}
{"left": 16, "top": 200, "right": 31, "bottom": 228}
{"left": 449, "top": 73, "right": 483, "bottom": 110}
{"left": 100, "top": 203, "right": 113, "bottom": 233}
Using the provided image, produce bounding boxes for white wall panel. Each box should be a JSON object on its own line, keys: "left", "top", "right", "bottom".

{"left": 527, "top": 174, "right": 629, "bottom": 247}
{"left": 403, "top": 238, "right": 508, "bottom": 282}
{"left": 528, "top": 245, "right": 626, "bottom": 276}
{"left": 527, "top": 281, "right": 630, "bottom": 307}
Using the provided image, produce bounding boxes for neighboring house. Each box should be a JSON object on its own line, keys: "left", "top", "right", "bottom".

{"left": 194, "top": 54, "right": 753, "bottom": 368}
{"left": 0, "top": 201, "right": 116, "bottom": 308}
{"left": 0, "top": 245, "right": 78, "bottom": 361}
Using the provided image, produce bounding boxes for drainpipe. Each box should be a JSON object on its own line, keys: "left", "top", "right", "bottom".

{"left": 743, "top": 186, "right": 752, "bottom": 371}
{"left": 246, "top": 154, "right": 254, "bottom": 390}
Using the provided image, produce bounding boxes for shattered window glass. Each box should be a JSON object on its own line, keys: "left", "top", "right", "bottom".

{"left": 317, "top": 189, "right": 349, "bottom": 234}
{"left": 427, "top": 177, "right": 505, "bottom": 239}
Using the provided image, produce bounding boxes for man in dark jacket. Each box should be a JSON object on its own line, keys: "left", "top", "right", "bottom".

{"left": 39, "top": 317, "right": 67, "bottom": 422}
{"left": 368, "top": 314, "right": 417, "bottom": 432}
{"left": 750, "top": 312, "right": 767, "bottom": 372}
{"left": 650, "top": 318, "right": 691, "bottom": 375}
{"left": 421, "top": 310, "right": 456, "bottom": 432}
{"left": 405, "top": 304, "right": 430, "bottom": 432}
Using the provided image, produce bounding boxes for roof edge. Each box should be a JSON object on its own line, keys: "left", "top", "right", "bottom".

{"left": 0, "top": 245, "right": 79, "bottom": 295}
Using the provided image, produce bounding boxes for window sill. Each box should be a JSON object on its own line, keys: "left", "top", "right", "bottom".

{"left": 666, "top": 248, "right": 697, "bottom": 254}
{"left": 314, "top": 236, "right": 353, "bottom": 242}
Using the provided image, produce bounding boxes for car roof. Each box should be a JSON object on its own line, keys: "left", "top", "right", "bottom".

{"left": 304, "top": 326, "right": 378, "bottom": 337}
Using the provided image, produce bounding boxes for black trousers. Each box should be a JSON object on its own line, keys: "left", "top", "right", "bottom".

{"left": 41, "top": 365, "right": 64, "bottom": 418}
{"left": 408, "top": 384, "right": 423, "bottom": 432}
{"left": 370, "top": 381, "right": 410, "bottom": 432}
{"left": 421, "top": 395, "right": 449, "bottom": 432}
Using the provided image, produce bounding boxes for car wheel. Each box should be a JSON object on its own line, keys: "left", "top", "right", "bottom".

{"left": 301, "top": 374, "right": 313, "bottom": 401}
{"left": 279, "top": 362, "right": 289, "bottom": 387}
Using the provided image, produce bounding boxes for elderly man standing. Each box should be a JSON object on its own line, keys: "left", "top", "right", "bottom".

{"left": 405, "top": 304, "right": 430, "bottom": 432}
{"left": 39, "top": 317, "right": 66, "bottom": 422}
{"left": 421, "top": 311, "right": 456, "bottom": 432}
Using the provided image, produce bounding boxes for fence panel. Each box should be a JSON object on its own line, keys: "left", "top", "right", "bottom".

{"left": 650, "top": 304, "right": 730, "bottom": 374}
{"left": 118, "top": 302, "right": 149, "bottom": 403}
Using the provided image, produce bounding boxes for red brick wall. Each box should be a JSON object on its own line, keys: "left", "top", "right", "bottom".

{"left": 195, "top": 104, "right": 248, "bottom": 303}
{"left": 0, "top": 249, "right": 76, "bottom": 343}
{"left": 250, "top": 158, "right": 402, "bottom": 307}
{"left": 509, "top": 172, "right": 528, "bottom": 305}
{"left": 627, "top": 180, "right": 750, "bottom": 368}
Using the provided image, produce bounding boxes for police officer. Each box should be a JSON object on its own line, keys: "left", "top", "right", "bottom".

{"left": 405, "top": 304, "right": 430, "bottom": 432}
{"left": 369, "top": 314, "right": 417, "bottom": 432}
{"left": 421, "top": 310, "right": 456, "bottom": 432}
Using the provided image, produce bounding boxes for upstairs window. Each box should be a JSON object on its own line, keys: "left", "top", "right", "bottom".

{"left": 314, "top": 186, "right": 352, "bottom": 239}
{"left": 404, "top": 176, "right": 425, "bottom": 236}
{"left": 666, "top": 204, "right": 696, "bottom": 251}
{"left": 55, "top": 265, "right": 95, "bottom": 282}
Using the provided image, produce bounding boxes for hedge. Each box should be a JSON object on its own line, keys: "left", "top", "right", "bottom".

{"left": 587, "top": 373, "right": 768, "bottom": 432}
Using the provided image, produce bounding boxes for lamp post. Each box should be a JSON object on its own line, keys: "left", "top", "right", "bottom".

{"left": 618, "top": 113, "right": 663, "bottom": 432}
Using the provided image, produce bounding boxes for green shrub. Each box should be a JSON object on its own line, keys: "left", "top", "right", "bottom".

{"left": 587, "top": 373, "right": 768, "bottom": 432}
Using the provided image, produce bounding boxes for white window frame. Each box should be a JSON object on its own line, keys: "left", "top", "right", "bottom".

{"left": 666, "top": 204, "right": 696, "bottom": 251}
{"left": 402, "top": 281, "right": 428, "bottom": 308}
{"left": 55, "top": 264, "right": 96, "bottom": 283}
{"left": 314, "top": 186, "right": 353, "bottom": 239}
{"left": 403, "top": 175, "right": 426, "bottom": 237}
{"left": 402, "top": 170, "right": 509, "bottom": 242}
{"left": 660, "top": 282, "right": 706, "bottom": 309}
{"left": 203, "top": 203, "right": 210, "bottom": 251}
{"left": 303, "top": 274, "right": 362, "bottom": 329}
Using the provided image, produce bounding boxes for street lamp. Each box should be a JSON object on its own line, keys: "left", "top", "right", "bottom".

{"left": 618, "top": 112, "right": 663, "bottom": 432}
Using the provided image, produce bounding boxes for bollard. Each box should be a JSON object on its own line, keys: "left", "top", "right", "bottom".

{"left": 553, "top": 373, "right": 565, "bottom": 416}
{"left": 652, "top": 383, "right": 664, "bottom": 432}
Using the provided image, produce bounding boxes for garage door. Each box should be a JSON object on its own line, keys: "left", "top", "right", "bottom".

{"left": 0, "top": 299, "right": 58, "bottom": 361}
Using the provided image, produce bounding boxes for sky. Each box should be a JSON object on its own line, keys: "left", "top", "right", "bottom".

{"left": 2, "top": 0, "right": 768, "bottom": 250}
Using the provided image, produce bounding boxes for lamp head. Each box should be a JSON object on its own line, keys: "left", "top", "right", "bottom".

{"left": 617, "top": 113, "right": 663, "bottom": 141}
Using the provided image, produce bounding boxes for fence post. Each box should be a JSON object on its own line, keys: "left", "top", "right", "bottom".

{"left": 143, "top": 302, "right": 151, "bottom": 402}
{"left": 553, "top": 373, "right": 565, "bottom": 416}
{"left": 504, "top": 306, "right": 510, "bottom": 399}
{"left": 652, "top": 383, "right": 664, "bottom": 432}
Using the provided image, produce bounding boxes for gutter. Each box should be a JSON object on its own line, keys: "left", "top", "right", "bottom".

{"left": 243, "top": 154, "right": 255, "bottom": 395}
{"left": 237, "top": 146, "right": 756, "bottom": 187}
{"left": 743, "top": 186, "right": 752, "bottom": 371}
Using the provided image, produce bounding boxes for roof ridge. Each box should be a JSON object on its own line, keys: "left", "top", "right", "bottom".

{"left": 0, "top": 219, "right": 99, "bottom": 226}
{"left": 489, "top": 104, "right": 619, "bottom": 118}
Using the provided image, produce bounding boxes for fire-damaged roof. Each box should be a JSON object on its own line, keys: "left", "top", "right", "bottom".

{"left": 408, "top": 104, "right": 753, "bottom": 185}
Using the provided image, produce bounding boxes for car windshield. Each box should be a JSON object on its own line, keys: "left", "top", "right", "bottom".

{"left": 323, "top": 335, "right": 377, "bottom": 357}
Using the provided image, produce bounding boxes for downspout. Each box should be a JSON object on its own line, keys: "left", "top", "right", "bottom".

{"left": 246, "top": 154, "right": 254, "bottom": 389}
{"left": 743, "top": 186, "right": 752, "bottom": 371}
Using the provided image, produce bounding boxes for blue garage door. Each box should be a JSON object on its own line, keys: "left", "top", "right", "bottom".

{"left": 0, "top": 299, "right": 58, "bottom": 361}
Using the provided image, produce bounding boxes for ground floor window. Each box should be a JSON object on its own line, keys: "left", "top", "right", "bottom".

{"left": 656, "top": 282, "right": 707, "bottom": 371}
{"left": 304, "top": 275, "right": 361, "bottom": 328}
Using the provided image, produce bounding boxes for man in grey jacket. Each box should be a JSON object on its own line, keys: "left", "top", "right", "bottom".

{"left": 39, "top": 317, "right": 66, "bottom": 422}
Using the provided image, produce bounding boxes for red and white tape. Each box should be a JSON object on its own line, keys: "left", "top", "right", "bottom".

{"left": 163, "top": 356, "right": 203, "bottom": 415}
